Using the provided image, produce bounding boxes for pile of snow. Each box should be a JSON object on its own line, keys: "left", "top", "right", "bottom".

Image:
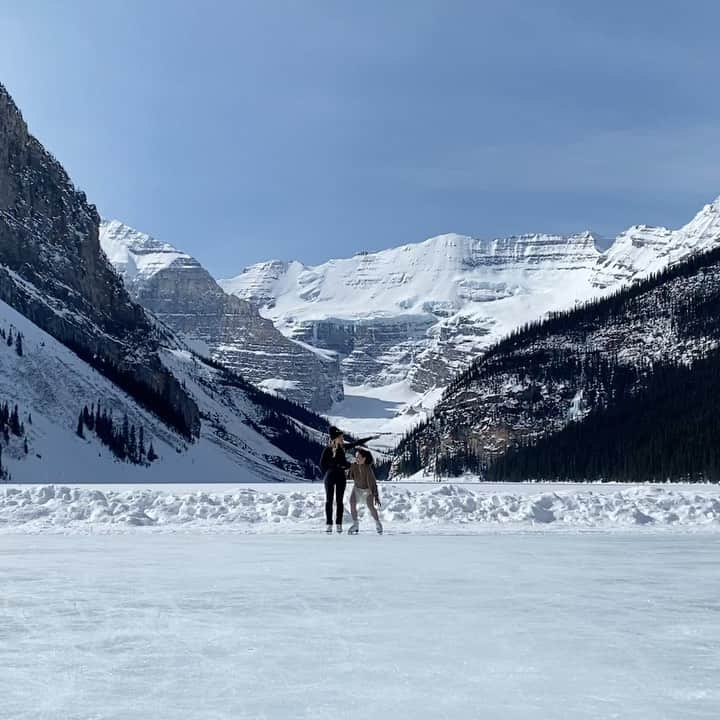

{"left": 2, "top": 484, "right": 719, "bottom": 532}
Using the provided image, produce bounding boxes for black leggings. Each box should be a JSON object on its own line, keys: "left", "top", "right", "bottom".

{"left": 324, "top": 474, "right": 347, "bottom": 525}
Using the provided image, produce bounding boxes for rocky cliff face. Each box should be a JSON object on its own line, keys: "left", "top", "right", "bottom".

{"left": 0, "top": 83, "right": 199, "bottom": 437}
{"left": 100, "top": 220, "right": 343, "bottom": 412}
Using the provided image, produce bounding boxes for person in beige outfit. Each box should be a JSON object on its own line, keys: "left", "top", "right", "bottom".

{"left": 347, "top": 448, "right": 383, "bottom": 535}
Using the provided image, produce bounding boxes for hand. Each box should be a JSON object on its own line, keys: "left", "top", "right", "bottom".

{"left": 374, "top": 496, "right": 381, "bottom": 507}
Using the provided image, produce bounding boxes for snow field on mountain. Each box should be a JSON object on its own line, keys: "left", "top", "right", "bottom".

{"left": 3, "top": 533, "right": 719, "bottom": 720}
{"left": 2, "top": 483, "right": 720, "bottom": 532}
{"left": 0, "top": 299, "right": 301, "bottom": 484}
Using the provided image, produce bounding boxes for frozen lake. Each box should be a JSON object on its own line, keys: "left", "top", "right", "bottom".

{"left": 2, "top": 533, "right": 719, "bottom": 719}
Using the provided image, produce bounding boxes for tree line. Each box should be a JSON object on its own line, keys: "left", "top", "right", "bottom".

{"left": 488, "top": 350, "right": 720, "bottom": 482}
{"left": 76, "top": 403, "right": 156, "bottom": 465}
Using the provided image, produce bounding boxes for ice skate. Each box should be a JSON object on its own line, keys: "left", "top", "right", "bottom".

{"left": 375, "top": 521, "right": 383, "bottom": 535}
{"left": 348, "top": 521, "right": 359, "bottom": 535}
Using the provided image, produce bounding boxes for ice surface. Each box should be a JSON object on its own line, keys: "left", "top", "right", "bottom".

{"left": 2, "top": 533, "right": 719, "bottom": 719}
{"left": 2, "top": 483, "right": 720, "bottom": 533}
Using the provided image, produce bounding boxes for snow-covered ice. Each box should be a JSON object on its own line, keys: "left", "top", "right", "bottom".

{"left": 2, "top": 483, "right": 720, "bottom": 533}
{"left": 2, "top": 532, "right": 719, "bottom": 719}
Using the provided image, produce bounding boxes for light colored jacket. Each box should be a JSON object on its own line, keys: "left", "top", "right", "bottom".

{"left": 348, "top": 462, "right": 379, "bottom": 500}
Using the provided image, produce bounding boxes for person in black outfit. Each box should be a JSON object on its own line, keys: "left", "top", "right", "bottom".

{"left": 319, "top": 426, "right": 378, "bottom": 534}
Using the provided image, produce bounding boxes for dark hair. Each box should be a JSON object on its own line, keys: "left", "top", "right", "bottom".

{"left": 329, "top": 425, "right": 343, "bottom": 441}
{"left": 355, "top": 447, "right": 374, "bottom": 466}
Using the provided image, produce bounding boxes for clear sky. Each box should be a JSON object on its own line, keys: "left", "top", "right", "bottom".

{"left": 2, "top": 0, "right": 719, "bottom": 276}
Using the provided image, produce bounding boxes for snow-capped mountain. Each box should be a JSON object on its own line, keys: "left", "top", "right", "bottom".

{"left": 214, "top": 205, "right": 711, "bottom": 446}
{"left": 0, "top": 81, "right": 328, "bottom": 483}
{"left": 591, "top": 197, "right": 720, "bottom": 288}
{"left": 395, "top": 242, "right": 720, "bottom": 478}
{"left": 100, "top": 219, "right": 343, "bottom": 412}
{"left": 220, "top": 232, "right": 603, "bottom": 389}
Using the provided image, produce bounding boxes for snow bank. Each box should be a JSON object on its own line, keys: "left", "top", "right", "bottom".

{"left": 2, "top": 484, "right": 720, "bottom": 533}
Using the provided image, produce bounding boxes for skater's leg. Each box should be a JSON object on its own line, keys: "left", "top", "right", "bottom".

{"left": 350, "top": 489, "right": 358, "bottom": 521}
{"left": 335, "top": 477, "right": 346, "bottom": 525}
{"left": 366, "top": 495, "right": 379, "bottom": 522}
{"left": 324, "top": 476, "right": 335, "bottom": 526}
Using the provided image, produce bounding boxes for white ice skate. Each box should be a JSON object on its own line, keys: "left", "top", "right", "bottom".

{"left": 348, "top": 521, "right": 359, "bottom": 535}
{"left": 376, "top": 521, "right": 384, "bottom": 535}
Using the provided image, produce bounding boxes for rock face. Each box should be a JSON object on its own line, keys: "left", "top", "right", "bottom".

{"left": 0, "top": 83, "right": 199, "bottom": 438}
{"left": 0, "top": 82, "right": 334, "bottom": 482}
{"left": 100, "top": 220, "right": 343, "bottom": 412}
{"left": 221, "top": 232, "right": 604, "bottom": 393}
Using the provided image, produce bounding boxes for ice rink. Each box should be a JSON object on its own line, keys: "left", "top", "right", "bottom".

{"left": 2, "top": 532, "right": 719, "bottom": 719}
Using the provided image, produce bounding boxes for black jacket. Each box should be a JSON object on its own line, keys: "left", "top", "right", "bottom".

{"left": 320, "top": 446, "right": 351, "bottom": 480}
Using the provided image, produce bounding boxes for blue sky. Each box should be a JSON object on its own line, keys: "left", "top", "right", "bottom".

{"left": 2, "top": 0, "right": 719, "bottom": 275}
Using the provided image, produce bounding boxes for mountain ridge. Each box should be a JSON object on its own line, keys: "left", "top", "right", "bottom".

{"left": 99, "top": 219, "right": 344, "bottom": 412}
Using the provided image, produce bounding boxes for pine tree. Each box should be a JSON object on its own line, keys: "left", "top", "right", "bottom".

{"left": 23, "top": 437, "right": 28, "bottom": 455}
{"left": 147, "top": 442, "right": 157, "bottom": 462}
{"left": 122, "top": 413, "right": 130, "bottom": 453}
{"left": 15, "top": 333, "right": 22, "bottom": 356}
{"left": 129, "top": 425, "right": 137, "bottom": 463}
{"left": 139, "top": 426, "right": 145, "bottom": 460}
{"left": 76, "top": 412, "right": 85, "bottom": 438}
{"left": 9, "top": 405, "right": 20, "bottom": 436}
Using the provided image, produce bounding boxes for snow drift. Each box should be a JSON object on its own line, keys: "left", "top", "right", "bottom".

{"left": 2, "top": 484, "right": 719, "bottom": 532}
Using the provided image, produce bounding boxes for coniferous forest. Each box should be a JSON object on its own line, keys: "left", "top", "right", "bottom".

{"left": 488, "top": 350, "right": 720, "bottom": 482}
{"left": 393, "top": 245, "right": 720, "bottom": 482}
{"left": 75, "top": 404, "right": 155, "bottom": 465}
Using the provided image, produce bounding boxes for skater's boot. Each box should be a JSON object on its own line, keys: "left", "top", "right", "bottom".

{"left": 375, "top": 520, "right": 383, "bottom": 535}
{"left": 325, "top": 524, "right": 333, "bottom": 534}
{"left": 336, "top": 524, "right": 344, "bottom": 534}
{"left": 348, "top": 521, "right": 359, "bottom": 535}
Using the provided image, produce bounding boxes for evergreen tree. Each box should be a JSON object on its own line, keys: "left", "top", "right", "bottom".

{"left": 147, "top": 443, "right": 157, "bottom": 462}
{"left": 76, "top": 412, "right": 85, "bottom": 438}
{"left": 129, "top": 425, "right": 137, "bottom": 463}
{"left": 14, "top": 333, "right": 22, "bottom": 356}
{"left": 9, "top": 405, "right": 21, "bottom": 436}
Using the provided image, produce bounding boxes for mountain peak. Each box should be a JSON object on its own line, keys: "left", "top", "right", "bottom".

{"left": 99, "top": 219, "right": 195, "bottom": 284}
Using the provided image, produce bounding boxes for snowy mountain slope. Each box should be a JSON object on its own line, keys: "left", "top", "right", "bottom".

{"left": 100, "top": 220, "right": 343, "bottom": 411}
{"left": 0, "top": 81, "right": 333, "bottom": 482}
{"left": 0, "top": 296, "right": 327, "bottom": 483}
{"left": 100, "top": 219, "right": 192, "bottom": 288}
{"left": 591, "top": 197, "right": 720, "bottom": 288}
{"left": 220, "top": 199, "right": 720, "bottom": 445}
{"left": 394, "top": 244, "right": 720, "bottom": 477}
{"left": 220, "top": 232, "right": 603, "bottom": 428}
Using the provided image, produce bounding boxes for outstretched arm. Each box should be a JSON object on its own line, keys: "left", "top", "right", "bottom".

{"left": 345, "top": 435, "right": 379, "bottom": 449}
